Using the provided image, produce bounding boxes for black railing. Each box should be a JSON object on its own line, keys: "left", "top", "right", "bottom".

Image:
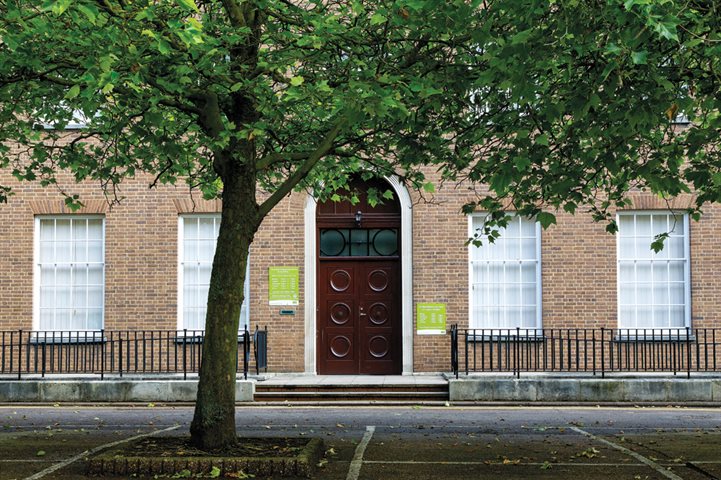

{"left": 0, "top": 328, "right": 269, "bottom": 380}
{"left": 449, "top": 326, "right": 720, "bottom": 379}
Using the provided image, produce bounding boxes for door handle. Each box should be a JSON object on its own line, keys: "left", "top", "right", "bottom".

{"left": 359, "top": 307, "right": 367, "bottom": 317}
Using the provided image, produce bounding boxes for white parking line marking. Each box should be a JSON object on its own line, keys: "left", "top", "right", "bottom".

{"left": 346, "top": 425, "right": 375, "bottom": 480}
{"left": 569, "top": 426, "right": 684, "bottom": 480}
{"left": 22, "top": 424, "right": 180, "bottom": 480}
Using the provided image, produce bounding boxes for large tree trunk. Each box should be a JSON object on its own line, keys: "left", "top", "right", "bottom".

{"left": 190, "top": 161, "right": 259, "bottom": 450}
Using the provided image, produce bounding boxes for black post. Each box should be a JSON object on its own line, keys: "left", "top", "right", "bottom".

{"left": 17, "top": 329, "right": 22, "bottom": 380}
{"left": 600, "top": 327, "right": 605, "bottom": 378}
{"left": 686, "top": 326, "right": 691, "bottom": 379}
{"left": 100, "top": 329, "right": 105, "bottom": 380}
{"left": 183, "top": 329, "right": 187, "bottom": 381}
{"left": 119, "top": 332, "right": 123, "bottom": 378}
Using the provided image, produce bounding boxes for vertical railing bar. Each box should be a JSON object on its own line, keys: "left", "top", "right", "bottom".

{"left": 686, "top": 326, "right": 691, "bottom": 378}
{"left": 183, "top": 329, "right": 188, "bottom": 380}
{"left": 18, "top": 329, "right": 23, "bottom": 380}
{"left": 600, "top": 327, "right": 605, "bottom": 378}
{"left": 559, "top": 329, "right": 564, "bottom": 372}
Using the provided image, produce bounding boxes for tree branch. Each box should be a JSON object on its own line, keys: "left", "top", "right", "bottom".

{"left": 258, "top": 119, "right": 346, "bottom": 217}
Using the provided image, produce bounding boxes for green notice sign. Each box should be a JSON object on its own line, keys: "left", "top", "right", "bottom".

{"left": 268, "top": 267, "right": 299, "bottom": 306}
{"left": 417, "top": 303, "right": 446, "bottom": 335}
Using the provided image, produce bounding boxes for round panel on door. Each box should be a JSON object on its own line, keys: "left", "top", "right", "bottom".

{"left": 330, "top": 302, "right": 351, "bottom": 325}
{"left": 368, "top": 303, "right": 389, "bottom": 325}
{"left": 330, "top": 269, "right": 351, "bottom": 292}
{"left": 368, "top": 335, "right": 389, "bottom": 358}
{"left": 367, "top": 270, "right": 389, "bottom": 292}
{"left": 330, "top": 335, "right": 352, "bottom": 358}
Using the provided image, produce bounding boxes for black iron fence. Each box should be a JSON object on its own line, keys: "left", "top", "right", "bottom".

{"left": 0, "top": 327, "right": 268, "bottom": 380}
{"left": 450, "top": 326, "right": 720, "bottom": 379}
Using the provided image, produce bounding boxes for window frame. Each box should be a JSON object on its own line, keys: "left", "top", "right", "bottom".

{"left": 32, "top": 215, "right": 106, "bottom": 334}
{"left": 177, "top": 214, "right": 250, "bottom": 333}
{"left": 467, "top": 213, "right": 543, "bottom": 334}
{"left": 615, "top": 211, "right": 691, "bottom": 334}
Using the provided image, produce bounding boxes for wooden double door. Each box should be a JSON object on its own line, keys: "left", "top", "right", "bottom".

{"left": 316, "top": 177, "right": 402, "bottom": 375}
{"left": 318, "top": 259, "right": 401, "bottom": 374}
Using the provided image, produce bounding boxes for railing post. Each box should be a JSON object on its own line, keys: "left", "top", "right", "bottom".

{"left": 183, "top": 329, "right": 188, "bottom": 381}
{"left": 244, "top": 327, "right": 249, "bottom": 380}
{"left": 100, "top": 329, "right": 105, "bottom": 380}
{"left": 118, "top": 332, "right": 123, "bottom": 378}
{"left": 600, "top": 327, "right": 605, "bottom": 378}
{"left": 686, "top": 326, "right": 691, "bottom": 379}
{"left": 592, "top": 329, "right": 596, "bottom": 376}
{"left": 513, "top": 327, "right": 521, "bottom": 378}
{"left": 17, "top": 329, "right": 22, "bottom": 380}
{"left": 464, "top": 329, "right": 469, "bottom": 375}
{"left": 41, "top": 332, "right": 46, "bottom": 378}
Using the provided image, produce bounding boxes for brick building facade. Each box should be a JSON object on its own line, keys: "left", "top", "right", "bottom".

{"left": 1, "top": 166, "right": 720, "bottom": 375}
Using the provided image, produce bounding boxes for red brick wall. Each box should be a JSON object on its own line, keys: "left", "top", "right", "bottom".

{"left": 2, "top": 165, "right": 720, "bottom": 374}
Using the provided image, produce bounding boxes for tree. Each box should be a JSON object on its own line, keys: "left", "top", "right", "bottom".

{"left": 1, "top": 0, "right": 719, "bottom": 449}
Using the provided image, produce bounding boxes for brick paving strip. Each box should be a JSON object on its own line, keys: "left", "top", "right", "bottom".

{"left": 21, "top": 424, "right": 180, "bottom": 480}
{"left": 569, "top": 426, "right": 684, "bottom": 480}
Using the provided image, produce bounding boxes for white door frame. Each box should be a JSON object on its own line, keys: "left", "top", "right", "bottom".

{"left": 304, "top": 176, "right": 414, "bottom": 374}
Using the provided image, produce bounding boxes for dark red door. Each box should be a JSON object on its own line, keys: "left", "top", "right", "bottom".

{"left": 316, "top": 177, "right": 402, "bottom": 375}
{"left": 319, "top": 260, "right": 400, "bottom": 374}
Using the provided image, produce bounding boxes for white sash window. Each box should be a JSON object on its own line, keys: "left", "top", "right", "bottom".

{"left": 35, "top": 217, "right": 105, "bottom": 332}
{"left": 617, "top": 212, "right": 690, "bottom": 332}
{"left": 178, "top": 215, "right": 250, "bottom": 331}
{"left": 469, "top": 214, "right": 542, "bottom": 332}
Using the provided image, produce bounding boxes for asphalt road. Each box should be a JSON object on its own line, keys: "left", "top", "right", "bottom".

{"left": 1, "top": 405, "right": 721, "bottom": 479}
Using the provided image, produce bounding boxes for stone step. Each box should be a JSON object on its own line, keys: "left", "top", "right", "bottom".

{"left": 255, "top": 386, "right": 448, "bottom": 401}
{"left": 255, "top": 384, "right": 448, "bottom": 393}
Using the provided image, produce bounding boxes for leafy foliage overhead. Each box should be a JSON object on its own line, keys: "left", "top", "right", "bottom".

{"left": 0, "top": 0, "right": 719, "bottom": 228}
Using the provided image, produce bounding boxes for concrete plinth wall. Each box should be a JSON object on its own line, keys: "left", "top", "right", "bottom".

{"left": 0, "top": 379, "right": 254, "bottom": 403}
{"left": 449, "top": 377, "right": 721, "bottom": 403}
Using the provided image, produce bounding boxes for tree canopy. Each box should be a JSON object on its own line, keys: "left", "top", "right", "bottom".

{"left": 1, "top": 0, "right": 720, "bottom": 448}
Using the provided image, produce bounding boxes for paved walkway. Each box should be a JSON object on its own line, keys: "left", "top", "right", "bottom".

{"left": 2, "top": 406, "right": 721, "bottom": 479}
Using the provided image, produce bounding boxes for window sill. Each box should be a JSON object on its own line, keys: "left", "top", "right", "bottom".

{"left": 29, "top": 333, "right": 106, "bottom": 345}
{"left": 613, "top": 335, "right": 695, "bottom": 343}
{"left": 173, "top": 334, "right": 250, "bottom": 345}
{"left": 466, "top": 334, "right": 545, "bottom": 343}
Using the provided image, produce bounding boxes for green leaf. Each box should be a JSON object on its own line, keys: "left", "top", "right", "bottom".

{"left": 209, "top": 466, "right": 221, "bottom": 478}
{"left": 535, "top": 134, "right": 549, "bottom": 146}
{"left": 631, "top": 51, "right": 648, "bottom": 65}
{"left": 370, "top": 13, "right": 387, "bottom": 25}
{"left": 422, "top": 181, "right": 435, "bottom": 193}
{"left": 176, "top": 0, "right": 200, "bottom": 12}
{"left": 76, "top": 5, "right": 97, "bottom": 24}
{"left": 290, "top": 76, "right": 304, "bottom": 86}
{"left": 64, "top": 85, "right": 80, "bottom": 99}
{"left": 511, "top": 29, "right": 533, "bottom": 45}
{"left": 537, "top": 212, "right": 556, "bottom": 229}
{"left": 36, "top": 450, "right": 46, "bottom": 457}
{"left": 51, "top": 0, "right": 73, "bottom": 16}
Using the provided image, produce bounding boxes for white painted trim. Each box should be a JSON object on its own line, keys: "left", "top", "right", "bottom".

{"left": 304, "top": 176, "right": 414, "bottom": 374}
{"left": 304, "top": 196, "right": 318, "bottom": 374}
{"left": 33, "top": 217, "right": 40, "bottom": 332}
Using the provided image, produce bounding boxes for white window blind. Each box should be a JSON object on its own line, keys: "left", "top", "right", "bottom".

{"left": 617, "top": 212, "right": 690, "bottom": 331}
{"left": 179, "top": 215, "right": 250, "bottom": 331}
{"left": 35, "top": 217, "right": 104, "bottom": 331}
{"left": 469, "top": 215, "right": 541, "bottom": 331}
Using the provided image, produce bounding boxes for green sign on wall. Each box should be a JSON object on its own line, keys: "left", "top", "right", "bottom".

{"left": 268, "top": 267, "right": 299, "bottom": 306}
{"left": 417, "top": 303, "right": 446, "bottom": 335}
